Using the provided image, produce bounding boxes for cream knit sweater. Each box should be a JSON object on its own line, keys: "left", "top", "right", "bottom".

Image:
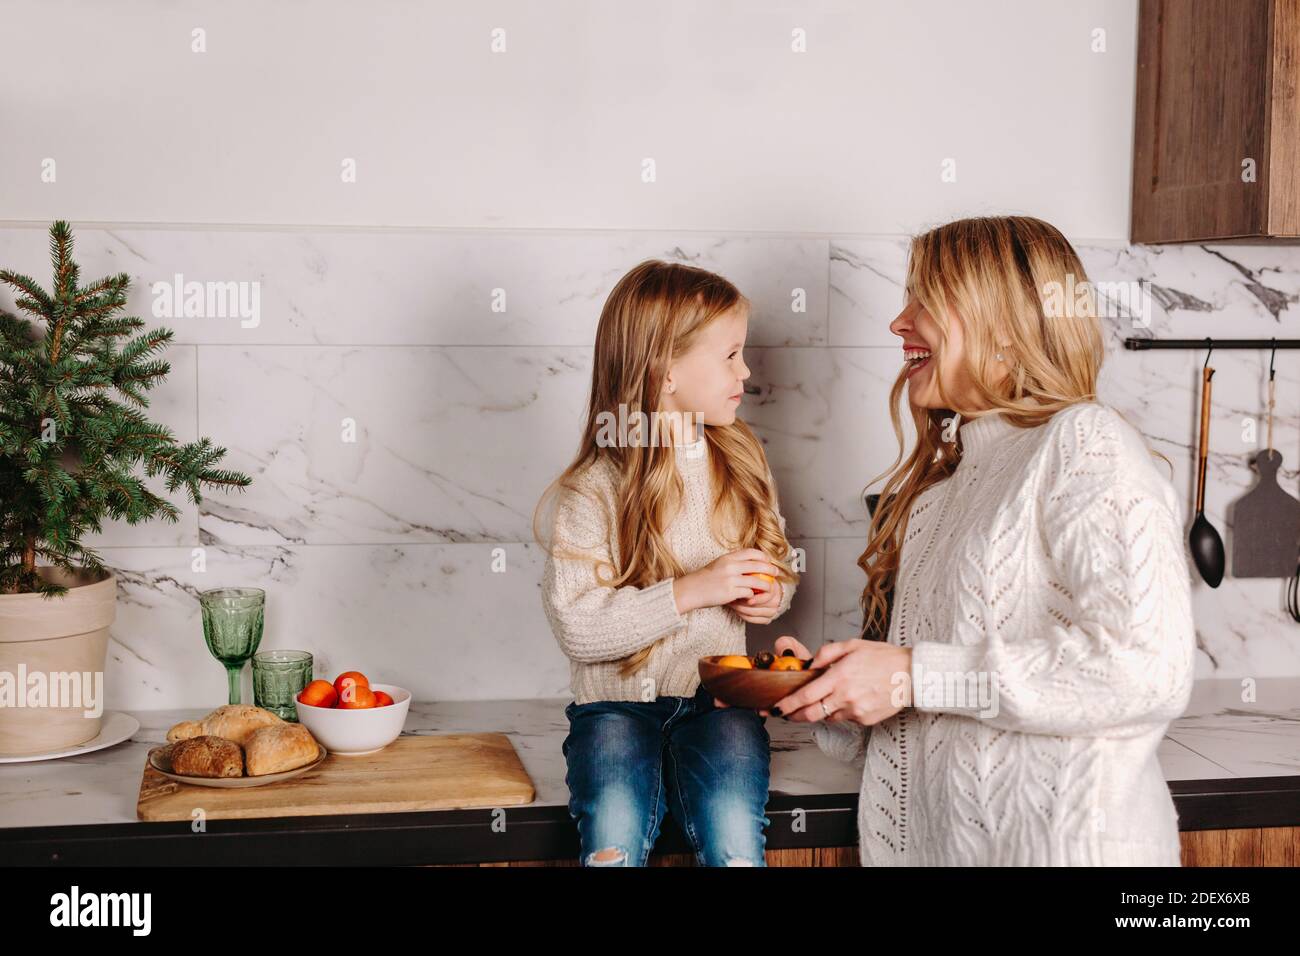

{"left": 813, "top": 401, "right": 1197, "bottom": 866}
{"left": 541, "top": 434, "right": 795, "bottom": 704}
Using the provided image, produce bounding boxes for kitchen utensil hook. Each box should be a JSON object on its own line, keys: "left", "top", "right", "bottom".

{"left": 1266, "top": 339, "right": 1278, "bottom": 458}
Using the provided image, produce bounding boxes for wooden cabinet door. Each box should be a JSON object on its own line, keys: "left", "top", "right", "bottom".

{"left": 1132, "top": 0, "right": 1300, "bottom": 242}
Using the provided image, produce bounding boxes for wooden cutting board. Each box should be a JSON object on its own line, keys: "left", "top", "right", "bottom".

{"left": 137, "top": 733, "right": 535, "bottom": 822}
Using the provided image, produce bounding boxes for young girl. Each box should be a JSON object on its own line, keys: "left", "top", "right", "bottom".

{"left": 534, "top": 259, "right": 799, "bottom": 867}
{"left": 769, "top": 216, "right": 1196, "bottom": 866}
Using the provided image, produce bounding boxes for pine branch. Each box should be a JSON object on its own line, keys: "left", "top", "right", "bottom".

{"left": 0, "top": 308, "right": 35, "bottom": 349}
{"left": 86, "top": 316, "right": 146, "bottom": 340}
{"left": 72, "top": 272, "right": 129, "bottom": 306}
{"left": 0, "top": 270, "right": 56, "bottom": 317}
{"left": 119, "top": 328, "right": 172, "bottom": 364}
{"left": 49, "top": 220, "right": 78, "bottom": 299}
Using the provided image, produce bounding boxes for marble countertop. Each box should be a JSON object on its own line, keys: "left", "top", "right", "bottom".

{"left": 1, "top": 677, "right": 1297, "bottom": 863}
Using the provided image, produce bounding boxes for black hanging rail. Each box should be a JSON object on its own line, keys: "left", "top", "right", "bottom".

{"left": 1125, "top": 337, "right": 1300, "bottom": 350}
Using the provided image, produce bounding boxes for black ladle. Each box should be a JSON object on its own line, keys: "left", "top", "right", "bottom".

{"left": 1190, "top": 340, "right": 1225, "bottom": 587}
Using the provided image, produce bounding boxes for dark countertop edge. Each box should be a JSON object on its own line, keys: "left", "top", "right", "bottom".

{"left": 2, "top": 778, "right": 1298, "bottom": 866}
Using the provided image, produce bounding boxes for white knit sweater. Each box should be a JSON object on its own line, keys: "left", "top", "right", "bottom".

{"left": 541, "top": 433, "right": 795, "bottom": 704}
{"left": 813, "top": 401, "right": 1196, "bottom": 866}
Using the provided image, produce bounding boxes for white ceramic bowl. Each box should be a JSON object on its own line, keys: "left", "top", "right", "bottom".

{"left": 294, "top": 682, "right": 410, "bottom": 755}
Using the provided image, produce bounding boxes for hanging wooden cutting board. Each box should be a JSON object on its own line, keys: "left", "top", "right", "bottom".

{"left": 137, "top": 733, "right": 535, "bottom": 822}
{"left": 1232, "top": 449, "right": 1300, "bottom": 577}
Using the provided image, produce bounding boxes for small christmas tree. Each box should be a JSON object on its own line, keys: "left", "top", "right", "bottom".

{"left": 0, "top": 221, "right": 252, "bottom": 597}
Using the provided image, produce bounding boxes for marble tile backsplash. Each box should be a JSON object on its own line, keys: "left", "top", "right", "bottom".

{"left": 1, "top": 226, "right": 1297, "bottom": 708}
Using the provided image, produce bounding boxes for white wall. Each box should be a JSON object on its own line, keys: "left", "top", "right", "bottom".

{"left": 2, "top": 0, "right": 1138, "bottom": 239}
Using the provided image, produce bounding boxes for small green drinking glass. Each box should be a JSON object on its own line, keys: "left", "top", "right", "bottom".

{"left": 252, "top": 649, "right": 314, "bottom": 721}
{"left": 199, "top": 587, "right": 266, "bottom": 705}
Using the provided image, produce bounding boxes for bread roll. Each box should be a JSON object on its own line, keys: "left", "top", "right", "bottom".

{"left": 245, "top": 723, "right": 319, "bottom": 776}
{"left": 166, "top": 704, "right": 284, "bottom": 745}
{"left": 170, "top": 735, "right": 244, "bottom": 777}
{"left": 165, "top": 720, "right": 203, "bottom": 743}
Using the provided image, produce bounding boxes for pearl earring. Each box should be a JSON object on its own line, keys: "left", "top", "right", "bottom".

{"left": 667, "top": 383, "right": 676, "bottom": 393}
{"left": 996, "top": 352, "right": 1005, "bottom": 362}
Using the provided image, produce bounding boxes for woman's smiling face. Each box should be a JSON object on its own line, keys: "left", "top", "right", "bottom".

{"left": 890, "top": 295, "right": 1004, "bottom": 412}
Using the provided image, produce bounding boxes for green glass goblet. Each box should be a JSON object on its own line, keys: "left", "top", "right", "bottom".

{"left": 199, "top": 587, "right": 266, "bottom": 705}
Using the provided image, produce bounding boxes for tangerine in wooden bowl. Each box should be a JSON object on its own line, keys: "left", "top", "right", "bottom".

{"left": 699, "top": 651, "right": 824, "bottom": 710}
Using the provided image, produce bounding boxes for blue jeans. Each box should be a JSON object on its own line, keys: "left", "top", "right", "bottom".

{"left": 561, "top": 683, "right": 772, "bottom": 866}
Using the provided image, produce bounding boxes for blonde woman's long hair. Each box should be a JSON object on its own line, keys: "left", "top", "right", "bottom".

{"left": 859, "top": 215, "right": 1169, "bottom": 641}
{"left": 534, "top": 259, "right": 798, "bottom": 678}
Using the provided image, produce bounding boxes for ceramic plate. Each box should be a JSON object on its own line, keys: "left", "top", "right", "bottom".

{"left": 0, "top": 711, "right": 141, "bottom": 763}
{"left": 147, "top": 743, "right": 328, "bottom": 788}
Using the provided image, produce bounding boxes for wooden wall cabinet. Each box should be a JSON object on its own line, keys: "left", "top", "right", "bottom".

{"left": 1132, "top": 0, "right": 1300, "bottom": 242}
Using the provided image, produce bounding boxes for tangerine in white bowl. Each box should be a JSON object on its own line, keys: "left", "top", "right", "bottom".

{"left": 295, "top": 681, "right": 410, "bottom": 755}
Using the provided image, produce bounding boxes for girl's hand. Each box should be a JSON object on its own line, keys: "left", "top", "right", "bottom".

{"left": 728, "top": 576, "right": 782, "bottom": 624}
{"left": 770, "top": 640, "right": 913, "bottom": 726}
{"left": 715, "top": 635, "right": 811, "bottom": 712}
{"left": 673, "top": 548, "right": 781, "bottom": 614}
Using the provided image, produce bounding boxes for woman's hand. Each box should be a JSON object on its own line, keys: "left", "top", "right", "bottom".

{"left": 769, "top": 640, "right": 914, "bottom": 726}
{"left": 673, "top": 548, "right": 781, "bottom": 614}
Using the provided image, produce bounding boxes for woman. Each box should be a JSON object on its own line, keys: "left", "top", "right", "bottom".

{"left": 769, "top": 215, "right": 1196, "bottom": 866}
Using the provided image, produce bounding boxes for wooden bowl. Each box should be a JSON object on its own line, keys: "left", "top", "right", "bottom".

{"left": 699, "top": 655, "right": 825, "bottom": 710}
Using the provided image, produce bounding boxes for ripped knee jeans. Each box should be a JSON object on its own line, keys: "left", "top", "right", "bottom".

{"left": 561, "top": 684, "right": 771, "bottom": 867}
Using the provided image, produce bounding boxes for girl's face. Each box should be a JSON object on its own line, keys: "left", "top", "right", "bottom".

{"left": 661, "top": 304, "right": 751, "bottom": 432}
{"left": 890, "top": 294, "right": 1006, "bottom": 412}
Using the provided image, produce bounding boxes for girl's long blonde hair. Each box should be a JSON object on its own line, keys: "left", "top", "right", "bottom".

{"left": 859, "top": 215, "right": 1169, "bottom": 640}
{"left": 534, "top": 259, "right": 798, "bottom": 677}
